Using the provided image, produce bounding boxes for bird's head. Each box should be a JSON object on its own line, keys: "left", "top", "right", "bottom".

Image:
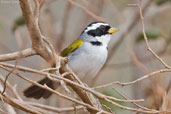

{"left": 80, "top": 22, "right": 119, "bottom": 46}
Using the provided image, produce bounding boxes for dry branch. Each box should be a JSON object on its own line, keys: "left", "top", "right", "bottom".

{"left": 0, "top": 90, "right": 41, "bottom": 114}
{"left": 0, "top": 73, "right": 83, "bottom": 114}
{"left": 68, "top": 0, "right": 104, "bottom": 21}
{"left": 138, "top": 0, "right": 171, "bottom": 69}
{"left": 2, "top": 61, "right": 18, "bottom": 95}
{"left": 0, "top": 62, "right": 165, "bottom": 114}
{"left": 0, "top": 74, "right": 22, "bottom": 101}
{"left": 19, "top": 0, "right": 56, "bottom": 66}
{"left": 112, "top": 88, "right": 156, "bottom": 112}
{"left": 21, "top": 101, "right": 85, "bottom": 113}
{"left": 93, "top": 69, "right": 171, "bottom": 89}
{"left": 0, "top": 48, "right": 36, "bottom": 62}
{"left": 0, "top": 62, "right": 143, "bottom": 103}
{"left": 0, "top": 65, "right": 110, "bottom": 114}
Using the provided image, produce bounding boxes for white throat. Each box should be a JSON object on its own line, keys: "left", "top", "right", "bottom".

{"left": 95, "top": 35, "right": 111, "bottom": 47}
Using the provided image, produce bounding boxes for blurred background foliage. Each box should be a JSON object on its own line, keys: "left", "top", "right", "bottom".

{"left": 0, "top": 0, "right": 171, "bottom": 113}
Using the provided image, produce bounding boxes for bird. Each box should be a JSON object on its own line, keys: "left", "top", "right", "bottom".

{"left": 23, "top": 22, "right": 119, "bottom": 99}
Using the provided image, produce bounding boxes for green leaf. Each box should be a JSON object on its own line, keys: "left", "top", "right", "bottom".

{"left": 136, "top": 29, "right": 161, "bottom": 43}
{"left": 12, "top": 16, "right": 25, "bottom": 32}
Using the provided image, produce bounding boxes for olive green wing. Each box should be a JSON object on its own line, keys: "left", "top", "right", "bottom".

{"left": 60, "top": 39, "right": 84, "bottom": 57}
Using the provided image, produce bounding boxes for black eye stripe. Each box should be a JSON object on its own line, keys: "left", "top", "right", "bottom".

{"left": 87, "top": 30, "right": 96, "bottom": 37}
{"left": 99, "top": 25, "right": 105, "bottom": 31}
{"left": 87, "top": 25, "right": 111, "bottom": 37}
{"left": 105, "top": 26, "right": 110, "bottom": 31}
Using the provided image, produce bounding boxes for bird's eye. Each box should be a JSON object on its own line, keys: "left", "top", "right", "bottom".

{"left": 100, "top": 25, "right": 105, "bottom": 31}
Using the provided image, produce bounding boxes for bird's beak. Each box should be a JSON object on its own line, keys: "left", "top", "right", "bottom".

{"left": 108, "top": 28, "right": 120, "bottom": 34}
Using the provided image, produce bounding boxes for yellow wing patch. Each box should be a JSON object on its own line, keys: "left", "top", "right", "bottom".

{"left": 60, "top": 39, "right": 83, "bottom": 57}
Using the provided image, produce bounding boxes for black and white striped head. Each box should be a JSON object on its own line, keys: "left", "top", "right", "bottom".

{"left": 80, "top": 22, "right": 119, "bottom": 46}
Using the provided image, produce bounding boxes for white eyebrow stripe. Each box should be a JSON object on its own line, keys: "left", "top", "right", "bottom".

{"left": 85, "top": 23, "right": 109, "bottom": 32}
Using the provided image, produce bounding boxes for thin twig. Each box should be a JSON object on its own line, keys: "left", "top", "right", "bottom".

{"left": 93, "top": 69, "right": 171, "bottom": 89}
{"left": 138, "top": 0, "right": 171, "bottom": 69}
{"left": 102, "top": 104, "right": 115, "bottom": 114}
{"left": 106, "top": 48, "right": 168, "bottom": 69}
{"left": 0, "top": 91, "right": 41, "bottom": 114}
{"left": 112, "top": 88, "right": 155, "bottom": 111}
{"left": 17, "top": 100, "right": 85, "bottom": 113}
{"left": 0, "top": 74, "right": 22, "bottom": 101}
{"left": 130, "top": 51, "right": 149, "bottom": 74}
{"left": 2, "top": 61, "right": 18, "bottom": 95}
{"left": 68, "top": 0, "right": 104, "bottom": 21}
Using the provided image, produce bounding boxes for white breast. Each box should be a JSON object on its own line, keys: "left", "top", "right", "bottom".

{"left": 67, "top": 42, "right": 108, "bottom": 82}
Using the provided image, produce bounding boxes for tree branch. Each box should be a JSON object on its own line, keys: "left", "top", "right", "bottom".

{"left": 68, "top": 0, "right": 104, "bottom": 21}
{"left": 138, "top": 0, "right": 171, "bottom": 69}
{"left": 19, "top": 0, "right": 55, "bottom": 66}
{"left": 0, "top": 48, "right": 36, "bottom": 62}
{"left": 0, "top": 62, "right": 163, "bottom": 114}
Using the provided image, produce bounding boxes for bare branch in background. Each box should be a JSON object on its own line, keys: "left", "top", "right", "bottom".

{"left": 93, "top": 68, "right": 171, "bottom": 89}
{"left": 130, "top": 50, "right": 149, "bottom": 74}
{"left": 138, "top": 0, "right": 171, "bottom": 69}
{"left": 68, "top": 0, "right": 104, "bottom": 21}
{"left": 106, "top": 47, "right": 168, "bottom": 69}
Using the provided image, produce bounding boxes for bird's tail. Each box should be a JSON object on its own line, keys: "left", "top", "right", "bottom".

{"left": 23, "top": 70, "right": 60, "bottom": 99}
{"left": 23, "top": 77, "right": 59, "bottom": 99}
